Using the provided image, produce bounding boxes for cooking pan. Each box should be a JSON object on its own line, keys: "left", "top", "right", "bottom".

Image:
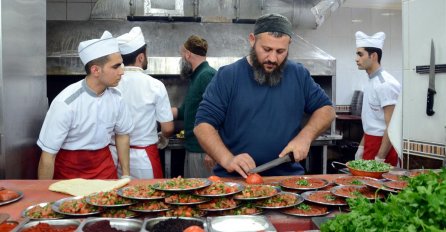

{"left": 331, "top": 161, "right": 390, "bottom": 179}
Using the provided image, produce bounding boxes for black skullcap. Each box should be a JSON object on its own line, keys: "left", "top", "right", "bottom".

{"left": 184, "top": 35, "right": 208, "bottom": 56}
{"left": 254, "top": 13, "right": 293, "bottom": 37}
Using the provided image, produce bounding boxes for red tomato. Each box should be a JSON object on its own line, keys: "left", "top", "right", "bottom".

{"left": 208, "top": 175, "right": 221, "bottom": 182}
{"left": 183, "top": 225, "right": 204, "bottom": 232}
{"left": 246, "top": 173, "right": 263, "bottom": 184}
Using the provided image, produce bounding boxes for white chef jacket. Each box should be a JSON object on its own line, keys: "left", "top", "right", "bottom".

{"left": 110, "top": 66, "right": 173, "bottom": 178}
{"left": 362, "top": 68, "right": 401, "bottom": 136}
{"left": 37, "top": 79, "right": 134, "bottom": 154}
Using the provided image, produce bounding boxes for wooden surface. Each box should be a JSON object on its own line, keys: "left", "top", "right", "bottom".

{"left": 0, "top": 174, "right": 346, "bottom": 231}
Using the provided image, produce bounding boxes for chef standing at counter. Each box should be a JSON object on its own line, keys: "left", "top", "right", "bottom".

{"left": 354, "top": 31, "right": 401, "bottom": 166}
{"left": 37, "top": 31, "right": 134, "bottom": 179}
{"left": 193, "top": 13, "right": 335, "bottom": 178}
{"left": 111, "top": 27, "right": 174, "bottom": 179}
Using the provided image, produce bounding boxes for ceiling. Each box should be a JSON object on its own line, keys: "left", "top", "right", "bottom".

{"left": 342, "top": 0, "right": 402, "bottom": 10}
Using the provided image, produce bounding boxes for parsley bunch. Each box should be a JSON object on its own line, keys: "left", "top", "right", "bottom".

{"left": 321, "top": 168, "right": 446, "bottom": 232}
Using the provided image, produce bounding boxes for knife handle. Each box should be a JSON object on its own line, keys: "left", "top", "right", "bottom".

{"left": 426, "top": 88, "right": 436, "bottom": 116}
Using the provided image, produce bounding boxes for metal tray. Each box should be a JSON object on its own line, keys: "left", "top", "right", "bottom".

{"left": 233, "top": 185, "right": 280, "bottom": 201}
{"left": 207, "top": 215, "right": 276, "bottom": 232}
{"left": 52, "top": 196, "right": 101, "bottom": 216}
{"left": 280, "top": 177, "right": 330, "bottom": 191}
{"left": 86, "top": 192, "right": 136, "bottom": 207}
{"left": 76, "top": 217, "right": 142, "bottom": 232}
{"left": 0, "top": 190, "right": 23, "bottom": 206}
{"left": 117, "top": 185, "right": 166, "bottom": 200}
{"left": 142, "top": 217, "right": 207, "bottom": 232}
{"left": 21, "top": 202, "right": 65, "bottom": 220}
{"left": 301, "top": 190, "right": 347, "bottom": 206}
{"left": 194, "top": 182, "right": 244, "bottom": 197}
{"left": 152, "top": 178, "right": 212, "bottom": 192}
{"left": 12, "top": 219, "right": 80, "bottom": 232}
{"left": 256, "top": 192, "right": 304, "bottom": 209}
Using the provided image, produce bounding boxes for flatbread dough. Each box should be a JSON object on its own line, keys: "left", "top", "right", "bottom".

{"left": 49, "top": 178, "right": 130, "bottom": 196}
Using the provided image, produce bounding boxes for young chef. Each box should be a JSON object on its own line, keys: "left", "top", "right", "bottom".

{"left": 112, "top": 27, "right": 174, "bottom": 179}
{"left": 37, "top": 31, "right": 134, "bottom": 179}
{"left": 193, "top": 13, "right": 335, "bottom": 178}
{"left": 354, "top": 31, "right": 401, "bottom": 166}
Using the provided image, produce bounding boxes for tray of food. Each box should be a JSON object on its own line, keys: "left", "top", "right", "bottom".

{"left": 334, "top": 175, "right": 377, "bottom": 186}
{"left": 142, "top": 217, "right": 207, "bottom": 232}
{"left": 194, "top": 182, "right": 244, "bottom": 197}
{"left": 21, "top": 202, "right": 65, "bottom": 220}
{"left": 233, "top": 185, "right": 280, "bottom": 201}
{"left": 361, "top": 178, "right": 399, "bottom": 193}
{"left": 330, "top": 185, "right": 385, "bottom": 200}
{"left": 255, "top": 192, "right": 304, "bottom": 209}
{"left": 117, "top": 184, "right": 166, "bottom": 200}
{"left": 0, "top": 188, "right": 23, "bottom": 206}
{"left": 383, "top": 180, "right": 408, "bottom": 190}
{"left": 52, "top": 196, "right": 101, "bottom": 216}
{"left": 301, "top": 191, "right": 347, "bottom": 206}
{"left": 382, "top": 171, "right": 410, "bottom": 181}
{"left": 164, "top": 205, "right": 205, "bottom": 217}
{"left": 197, "top": 197, "right": 238, "bottom": 211}
{"left": 152, "top": 177, "right": 211, "bottom": 192}
{"left": 128, "top": 200, "right": 170, "bottom": 213}
{"left": 280, "top": 177, "right": 330, "bottom": 191}
{"left": 208, "top": 215, "right": 276, "bottom": 232}
{"left": 217, "top": 202, "right": 263, "bottom": 216}
{"left": 99, "top": 208, "right": 138, "bottom": 218}
{"left": 76, "top": 217, "right": 142, "bottom": 232}
{"left": 280, "top": 203, "right": 330, "bottom": 217}
{"left": 86, "top": 190, "right": 135, "bottom": 207}
{"left": 13, "top": 219, "right": 80, "bottom": 232}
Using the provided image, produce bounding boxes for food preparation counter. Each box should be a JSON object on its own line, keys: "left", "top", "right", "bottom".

{"left": 0, "top": 174, "right": 345, "bottom": 231}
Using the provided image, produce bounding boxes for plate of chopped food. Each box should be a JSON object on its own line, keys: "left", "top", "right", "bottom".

{"left": 194, "top": 182, "right": 244, "bottom": 197}
{"left": 280, "top": 177, "right": 330, "bottom": 191}
{"left": 52, "top": 196, "right": 101, "bottom": 216}
{"left": 164, "top": 193, "right": 210, "bottom": 205}
{"left": 129, "top": 200, "right": 171, "bottom": 213}
{"left": 152, "top": 177, "right": 211, "bottom": 192}
{"left": 117, "top": 184, "right": 166, "bottom": 200}
{"left": 256, "top": 192, "right": 304, "bottom": 209}
{"left": 22, "top": 202, "right": 65, "bottom": 220}
{"left": 233, "top": 185, "right": 280, "bottom": 201}
{"left": 301, "top": 190, "right": 347, "bottom": 206}
{"left": 86, "top": 190, "right": 136, "bottom": 207}
{"left": 281, "top": 203, "right": 330, "bottom": 217}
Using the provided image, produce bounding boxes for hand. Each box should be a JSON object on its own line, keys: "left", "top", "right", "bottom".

{"left": 157, "top": 132, "right": 168, "bottom": 149}
{"left": 204, "top": 154, "right": 216, "bottom": 170}
{"left": 120, "top": 175, "right": 132, "bottom": 180}
{"left": 374, "top": 156, "right": 386, "bottom": 163}
{"left": 278, "top": 137, "right": 311, "bottom": 162}
{"left": 222, "top": 153, "right": 256, "bottom": 178}
{"left": 355, "top": 145, "right": 364, "bottom": 160}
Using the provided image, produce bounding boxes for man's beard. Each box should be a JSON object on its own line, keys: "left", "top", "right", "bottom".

{"left": 249, "top": 47, "right": 287, "bottom": 86}
{"left": 180, "top": 58, "right": 193, "bottom": 79}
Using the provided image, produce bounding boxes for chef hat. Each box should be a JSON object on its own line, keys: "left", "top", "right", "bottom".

{"left": 117, "top": 27, "right": 146, "bottom": 55}
{"left": 355, "top": 31, "right": 386, "bottom": 49}
{"left": 78, "top": 31, "right": 119, "bottom": 65}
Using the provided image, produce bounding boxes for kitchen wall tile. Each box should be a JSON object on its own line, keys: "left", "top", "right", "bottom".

{"left": 67, "top": 3, "right": 92, "bottom": 20}
{"left": 47, "top": 2, "right": 66, "bottom": 20}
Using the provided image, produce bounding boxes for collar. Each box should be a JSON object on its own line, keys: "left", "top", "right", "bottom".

{"left": 82, "top": 78, "right": 106, "bottom": 97}
{"left": 123, "top": 66, "right": 143, "bottom": 72}
{"left": 368, "top": 67, "right": 383, "bottom": 79}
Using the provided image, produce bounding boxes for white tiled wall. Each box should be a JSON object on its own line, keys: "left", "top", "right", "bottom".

{"left": 299, "top": 7, "right": 402, "bottom": 105}
{"left": 46, "top": 3, "right": 403, "bottom": 105}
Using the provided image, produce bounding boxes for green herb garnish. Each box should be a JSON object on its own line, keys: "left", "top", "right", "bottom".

{"left": 349, "top": 160, "right": 391, "bottom": 172}
{"left": 350, "top": 180, "right": 363, "bottom": 185}
{"left": 296, "top": 179, "right": 309, "bottom": 186}
{"left": 297, "top": 203, "right": 311, "bottom": 211}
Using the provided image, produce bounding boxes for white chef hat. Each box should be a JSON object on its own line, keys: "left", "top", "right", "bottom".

{"left": 355, "top": 31, "right": 386, "bottom": 49}
{"left": 117, "top": 27, "right": 146, "bottom": 55}
{"left": 78, "top": 31, "right": 119, "bottom": 65}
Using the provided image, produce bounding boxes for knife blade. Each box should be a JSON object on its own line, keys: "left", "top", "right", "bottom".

{"left": 248, "top": 152, "right": 295, "bottom": 174}
{"left": 426, "top": 39, "right": 436, "bottom": 116}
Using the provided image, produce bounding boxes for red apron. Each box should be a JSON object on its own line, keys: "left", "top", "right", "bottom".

{"left": 363, "top": 133, "right": 398, "bottom": 166}
{"left": 54, "top": 146, "right": 118, "bottom": 179}
{"left": 129, "top": 144, "right": 163, "bottom": 178}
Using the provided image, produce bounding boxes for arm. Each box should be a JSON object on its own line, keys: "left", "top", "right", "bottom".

{"left": 376, "top": 105, "right": 395, "bottom": 160}
{"left": 278, "top": 105, "right": 336, "bottom": 161}
{"left": 38, "top": 151, "right": 56, "bottom": 179}
{"left": 160, "top": 121, "right": 174, "bottom": 138}
{"left": 115, "top": 134, "right": 130, "bottom": 176}
{"left": 171, "top": 107, "right": 178, "bottom": 120}
{"left": 194, "top": 123, "right": 255, "bottom": 178}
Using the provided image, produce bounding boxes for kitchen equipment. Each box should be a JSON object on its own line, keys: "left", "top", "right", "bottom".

{"left": 331, "top": 161, "right": 389, "bottom": 179}
{"left": 248, "top": 153, "right": 295, "bottom": 174}
{"left": 426, "top": 39, "right": 436, "bottom": 116}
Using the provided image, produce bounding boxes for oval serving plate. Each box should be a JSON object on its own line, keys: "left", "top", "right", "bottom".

{"left": 383, "top": 180, "right": 408, "bottom": 191}
{"left": 362, "top": 179, "right": 399, "bottom": 193}
{"left": 334, "top": 175, "right": 377, "bottom": 186}
{"left": 117, "top": 184, "right": 166, "bottom": 200}
{"left": 256, "top": 192, "right": 304, "bottom": 209}
{"left": 280, "top": 203, "right": 330, "bottom": 217}
{"left": 233, "top": 185, "right": 280, "bottom": 201}
{"left": 152, "top": 178, "right": 211, "bottom": 192}
{"left": 52, "top": 196, "right": 101, "bottom": 216}
{"left": 280, "top": 177, "right": 330, "bottom": 191}
{"left": 301, "top": 190, "right": 347, "bottom": 206}
{"left": 194, "top": 182, "right": 244, "bottom": 197}
{"left": 382, "top": 172, "right": 410, "bottom": 181}
{"left": 164, "top": 193, "right": 210, "bottom": 205}
{"left": 99, "top": 208, "right": 139, "bottom": 218}
{"left": 22, "top": 202, "right": 65, "bottom": 220}
{"left": 128, "top": 201, "right": 171, "bottom": 213}
{"left": 197, "top": 197, "right": 239, "bottom": 212}
{"left": 330, "top": 185, "right": 385, "bottom": 200}
{"left": 86, "top": 191, "right": 136, "bottom": 208}
{"left": 0, "top": 189, "right": 23, "bottom": 206}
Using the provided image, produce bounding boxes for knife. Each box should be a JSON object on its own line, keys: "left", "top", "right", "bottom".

{"left": 426, "top": 39, "right": 436, "bottom": 116}
{"left": 248, "top": 152, "right": 295, "bottom": 174}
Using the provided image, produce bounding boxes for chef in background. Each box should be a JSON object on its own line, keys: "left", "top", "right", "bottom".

{"left": 354, "top": 31, "right": 401, "bottom": 166}
{"left": 193, "top": 14, "right": 335, "bottom": 178}
{"left": 171, "top": 35, "right": 217, "bottom": 178}
{"left": 112, "top": 27, "right": 174, "bottom": 179}
{"left": 37, "top": 31, "right": 134, "bottom": 179}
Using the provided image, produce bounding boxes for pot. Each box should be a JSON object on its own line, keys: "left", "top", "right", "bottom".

{"left": 331, "top": 161, "right": 389, "bottom": 179}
